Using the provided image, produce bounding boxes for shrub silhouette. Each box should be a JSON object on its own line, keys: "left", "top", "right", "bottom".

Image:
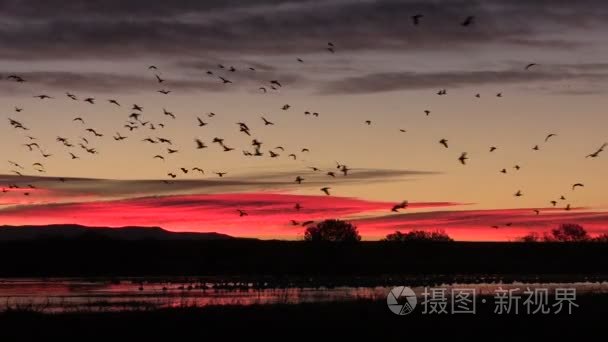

{"left": 517, "top": 224, "right": 594, "bottom": 242}
{"left": 593, "top": 233, "right": 608, "bottom": 242}
{"left": 304, "top": 219, "right": 361, "bottom": 242}
{"left": 516, "top": 232, "right": 541, "bottom": 242}
{"left": 548, "top": 224, "right": 590, "bottom": 242}
{"left": 382, "top": 230, "right": 453, "bottom": 242}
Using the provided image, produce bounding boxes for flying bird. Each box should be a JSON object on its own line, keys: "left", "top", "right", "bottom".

{"left": 439, "top": 139, "right": 449, "bottom": 148}
{"left": 545, "top": 133, "right": 557, "bottom": 142}
{"left": 572, "top": 183, "right": 584, "bottom": 190}
{"left": 458, "top": 152, "right": 468, "bottom": 165}
{"left": 586, "top": 143, "right": 607, "bottom": 158}
{"left": 461, "top": 16, "right": 475, "bottom": 26}
{"left": 391, "top": 201, "right": 408, "bottom": 212}
{"left": 321, "top": 187, "right": 331, "bottom": 196}
{"left": 195, "top": 139, "right": 207, "bottom": 149}
{"left": 525, "top": 63, "right": 537, "bottom": 70}
{"left": 411, "top": 14, "right": 423, "bottom": 25}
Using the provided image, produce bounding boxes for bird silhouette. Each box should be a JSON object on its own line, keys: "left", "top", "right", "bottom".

{"left": 113, "top": 133, "right": 127, "bottom": 141}
{"left": 321, "top": 187, "right": 331, "bottom": 195}
{"left": 458, "top": 152, "right": 468, "bottom": 165}
{"left": 262, "top": 117, "right": 274, "bottom": 125}
{"left": 163, "top": 109, "right": 175, "bottom": 119}
{"left": 195, "top": 139, "right": 207, "bottom": 149}
{"left": 586, "top": 143, "right": 606, "bottom": 158}
{"left": 572, "top": 183, "right": 584, "bottom": 190}
{"left": 197, "top": 117, "right": 208, "bottom": 127}
{"left": 155, "top": 74, "right": 164, "bottom": 83}
{"left": 237, "top": 209, "right": 248, "bottom": 217}
{"left": 525, "top": 63, "right": 537, "bottom": 70}
{"left": 215, "top": 172, "right": 227, "bottom": 177}
{"left": 439, "top": 139, "right": 449, "bottom": 148}
{"left": 295, "top": 176, "right": 304, "bottom": 184}
{"left": 461, "top": 16, "right": 475, "bottom": 26}
{"left": 545, "top": 133, "right": 557, "bottom": 142}
{"left": 85, "top": 128, "right": 103, "bottom": 137}
{"left": 514, "top": 190, "right": 523, "bottom": 197}
{"left": 412, "top": 14, "right": 423, "bottom": 25}
{"left": 391, "top": 200, "right": 408, "bottom": 212}
{"left": 490, "top": 146, "right": 497, "bottom": 152}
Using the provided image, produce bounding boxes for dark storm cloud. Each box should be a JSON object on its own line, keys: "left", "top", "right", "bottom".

{"left": 0, "top": 68, "right": 308, "bottom": 94}
{"left": 0, "top": 0, "right": 605, "bottom": 60}
{"left": 0, "top": 71, "right": 224, "bottom": 93}
{"left": 320, "top": 66, "right": 608, "bottom": 94}
{"left": 0, "top": 167, "right": 436, "bottom": 200}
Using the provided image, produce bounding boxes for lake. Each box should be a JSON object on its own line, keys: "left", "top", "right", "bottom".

{"left": 1, "top": 277, "right": 607, "bottom": 312}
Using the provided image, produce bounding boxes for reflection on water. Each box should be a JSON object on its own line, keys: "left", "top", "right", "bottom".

{"left": 1, "top": 278, "right": 607, "bottom": 312}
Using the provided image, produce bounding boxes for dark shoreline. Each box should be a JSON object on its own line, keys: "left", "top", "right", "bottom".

{"left": 1, "top": 240, "right": 607, "bottom": 278}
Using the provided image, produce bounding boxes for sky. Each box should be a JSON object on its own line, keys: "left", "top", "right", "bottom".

{"left": 1, "top": 0, "right": 608, "bottom": 241}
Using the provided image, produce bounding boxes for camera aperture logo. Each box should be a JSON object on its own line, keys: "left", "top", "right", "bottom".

{"left": 387, "top": 286, "right": 417, "bottom": 315}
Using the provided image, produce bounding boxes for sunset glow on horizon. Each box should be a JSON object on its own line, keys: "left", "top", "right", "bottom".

{"left": 2, "top": 1, "right": 608, "bottom": 241}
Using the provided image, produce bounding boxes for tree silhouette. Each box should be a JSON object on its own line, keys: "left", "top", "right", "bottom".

{"left": 548, "top": 224, "right": 590, "bottom": 242}
{"left": 304, "top": 219, "right": 361, "bottom": 242}
{"left": 383, "top": 229, "right": 453, "bottom": 242}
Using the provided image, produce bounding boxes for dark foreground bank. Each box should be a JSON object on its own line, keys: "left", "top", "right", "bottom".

{"left": 1, "top": 294, "right": 606, "bottom": 339}
{"left": 0, "top": 239, "right": 607, "bottom": 277}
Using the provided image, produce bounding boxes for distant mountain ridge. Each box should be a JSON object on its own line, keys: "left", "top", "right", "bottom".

{"left": 0, "top": 224, "right": 238, "bottom": 241}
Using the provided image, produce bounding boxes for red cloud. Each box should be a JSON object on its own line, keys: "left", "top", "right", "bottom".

{"left": 1, "top": 192, "right": 606, "bottom": 241}
{"left": 354, "top": 208, "right": 608, "bottom": 241}
{"left": 0, "top": 193, "right": 459, "bottom": 238}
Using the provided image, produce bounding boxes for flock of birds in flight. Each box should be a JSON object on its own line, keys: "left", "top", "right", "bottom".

{"left": 2, "top": 14, "right": 606, "bottom": 230}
